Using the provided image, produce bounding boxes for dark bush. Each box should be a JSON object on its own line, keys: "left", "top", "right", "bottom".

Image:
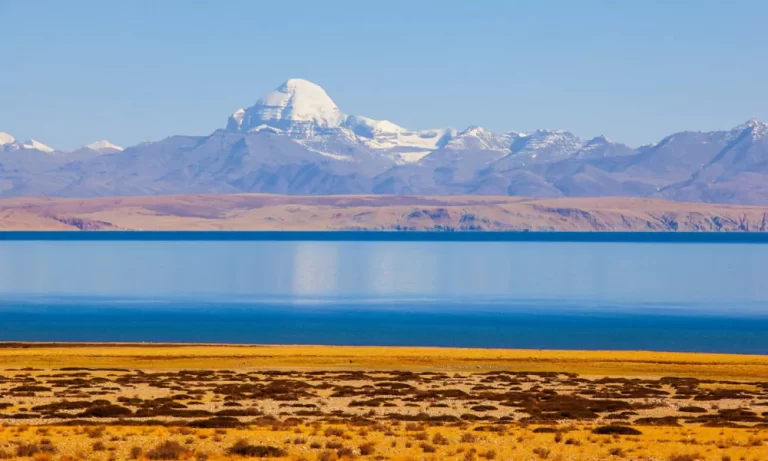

{"left": 187, "top": 417, "right": 243, "bottom": 428}
{"left": 532, "top": 427, "right": 557, "bottom": 433}
{"left": 592, "top": 425, "right": 642, "bottom": 435}
{"left": 16, "top": 441, "right": 56, "bottom": 457}
{"left": 226, "top": 440, "right": 287, "bottom": 457}
{"left": 359, "top": 442, "right": 376, "bottom": 455}
{"left": 147, "top": 441, "right": 186, "bottom": 460}
{"left": 678, "top": 406, "right": 707, "bottom": 413}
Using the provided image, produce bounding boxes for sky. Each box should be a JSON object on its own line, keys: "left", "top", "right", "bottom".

{"left": 1, "top": 0, "right": 767, "bottom": 151}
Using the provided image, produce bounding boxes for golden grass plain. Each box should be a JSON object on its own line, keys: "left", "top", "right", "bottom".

{"left": 0, "top": 344, "right": 767, "bottom": 460}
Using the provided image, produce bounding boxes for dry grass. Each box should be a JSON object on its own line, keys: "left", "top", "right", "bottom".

{"left": 0, "top": 424, "right": 762, "bottom": 460}
{"left": 0, "top": 344, "right": 766, "bottom": 459}
{"left": 1, "top": 344, "right": 768, "bottom": 379}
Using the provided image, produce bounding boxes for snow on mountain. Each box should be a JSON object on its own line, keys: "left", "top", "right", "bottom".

{"left": 86, "top": 140, "right": 124, "bottom": 152}
{"left": 572, "top": 136, "right": 634, "bottom": 159}
{"left": 1, "top": 133, "right": 55, "bottom": 153}
{"left": 226, "top": 79, "right": 456, "bottom": 164}
{"left": 444, "top": 126, "right": 516, "bottom": 152}
{"left": 343, "top": 115, "right": 454, "bottom": 150}
{"left": 509, "top": 130, "right": 585, "bottom": 161}
{"left": 731, "top": 119, "right": 768, "bottom": 140}
{"left": 22, "top": 139, "right": 55, "bottom": 153}
{"left": 343, "top": 115, "right": 455, "bottom": 163}
{"left": 227, "top": 78, "right": 345, "bottom": 137}
{"left": 0, "top": 132, "right": 16, "bottom": 147}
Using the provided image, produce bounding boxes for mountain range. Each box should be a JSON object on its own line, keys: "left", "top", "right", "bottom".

{"left": 3, "top": 78, "right": 768, "bottom": 205}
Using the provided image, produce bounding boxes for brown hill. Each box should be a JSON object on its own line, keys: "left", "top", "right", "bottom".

{"left": 2, "top": 194, "right": 768, "bottom": 231}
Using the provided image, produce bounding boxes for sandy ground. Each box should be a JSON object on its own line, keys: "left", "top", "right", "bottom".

{"left": 2, "top": 193, "right": 768, "bottom": 231}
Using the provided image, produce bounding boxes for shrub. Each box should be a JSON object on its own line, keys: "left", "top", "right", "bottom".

{"left": 129, "top": 446, "right": 143, "bottom": 459}
{"left": 336, "top": 447, "right": 354, "bottom": 458}
{"left": 532, "top": 427, "right": 557, "bottom": 433}
{"left": 317, "top": 451, "right": 338, "bottom": 461}
{"left": 187, "top": 417, "right": 243, "bottom": 428}
{"left": 471, "top": 405, "right": 497, "bottom": 412}
{"left": 432, "top": 433, "right": 449, "bottom": 445}
{"left": 226, "top": 440, "right": 287, "bottom": 458}
{"left": 359, "top": 442, "right": 375, "bottom": 455}
{"left": 668, "top": 455, "right": 702, "bottom": 461}
{"left": 147, "top": 441, "right": 186, "bottom": 460}
{"left": 420, "top": 443, "right": 437, "bottom": 453}
{"left": 324, "top": 427, "right": 345, "bottom": 437}
{"left": 609, "top": 447, "right": 625, "bottom": 457}
{"left": 678, "top": 406, "right": 707, "bottom": 413}
{"left": 16, "top": 442, "right": 56, "bottom": 457}
{"left": 592, "top": 425, "right": 642, "bottom": 435}
{"left": 532, "top": 447, "right": 551, "bottom": 459}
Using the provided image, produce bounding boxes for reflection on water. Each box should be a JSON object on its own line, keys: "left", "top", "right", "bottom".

{"left": 1, "top": 239, "right": 768, "bottom": 351}
{"left": 0, "top": 240, "right": 767, "bottom": 305}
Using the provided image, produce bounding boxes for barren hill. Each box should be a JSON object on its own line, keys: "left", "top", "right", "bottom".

{"left": 1, "top": 194, "right": 767, "bottom": 231}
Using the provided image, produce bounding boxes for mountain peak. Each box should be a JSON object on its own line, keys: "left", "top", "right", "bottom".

{"left": 743, "top": 119, "right": 766, "bottom": 128}
{"left": 732, "top": 119, "right": 768, "bottom": 139}
{"left": 86, "top": 140, "right": 124, "bottom": 152}
{"left": 0, "top": 132, "right": 16, "bottom": 146}
{"left": 227, "top": 78, "right": 344, "bottom": 135}
{"left": 21, "top": 139, "right": 54, "bottom": 153}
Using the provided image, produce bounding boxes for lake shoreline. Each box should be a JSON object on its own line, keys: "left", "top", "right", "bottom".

{"left": 3, "top": 230, "right": 768, "bottom": 243}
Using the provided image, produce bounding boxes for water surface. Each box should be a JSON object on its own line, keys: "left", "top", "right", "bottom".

{"left": 1, "top": 238, "right": 767, "bottom": 353}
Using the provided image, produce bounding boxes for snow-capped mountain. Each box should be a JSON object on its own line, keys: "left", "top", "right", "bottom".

{"left": 0, "top": 132, "right": 55, "bottom": 153}
{"left": 227, "top": 79, "right": 455, "bottom": 164}
{"left": 3, "top": 79, "right": 768, "bottom": 204}
{"left": 86, "top": 140, "right": 124, "bottom": 153}
{"left": 0, "top": 132, "right": 17, "bottom": 150}
{"left": 227, "top": 79, "right": 346, "bottom": 136}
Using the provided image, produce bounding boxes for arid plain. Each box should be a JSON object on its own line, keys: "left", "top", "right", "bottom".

{"left": 0, "top": 344, "right": 766, "bottom": 460}
{"left": 2, "top": 194, "right": 768, "bottom": 231}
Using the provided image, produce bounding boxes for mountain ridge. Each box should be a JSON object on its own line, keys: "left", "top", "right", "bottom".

{"left": 2, "top": 78, "right": 768, "bottom": 204}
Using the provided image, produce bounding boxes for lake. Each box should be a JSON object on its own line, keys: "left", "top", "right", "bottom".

{"left": 1, "top": 234, "right": 767, "bottom": 353}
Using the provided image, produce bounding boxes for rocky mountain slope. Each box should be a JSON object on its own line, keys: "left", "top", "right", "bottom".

{"left": 3, "top": 79, "right": 768, "bottom": 204}
{"left": 2, "top": 194, "right": 767, "bottom": 231}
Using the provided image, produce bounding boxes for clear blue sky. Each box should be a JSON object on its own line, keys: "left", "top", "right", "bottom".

{"left": 2, "top": 0, "right": 767, "bottom": 150}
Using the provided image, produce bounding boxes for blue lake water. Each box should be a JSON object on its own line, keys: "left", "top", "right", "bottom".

{"left": 1, "top": 235, "right": 768, "bottom": 353}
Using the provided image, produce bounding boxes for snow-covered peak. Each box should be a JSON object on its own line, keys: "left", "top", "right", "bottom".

{"left": 508, "top": 130, "right": 585, "bottom": 162}
{"left": 445, "top": 126, "right": 513, "bottom": 151}
{"left": 21, "top": 139, "right": 54, "bottom": 153}
{"left": 574, "top": 135, "right": 633, "bottom": 159}
{"left": 344, "top": 115, "right": 404, "bottom": 138}
{"left": 343, "top": 115, "right": 453, "bottom": 150}
{"left": 0, "top": 132, "right": 16, "bottom": 146}
{"left": 86, "top": 140, "right": 124, "bottom": 152}
{"left": 734, "top": 119, "right": 768, "bottom": 138}
{"left": 227, "top": 78, "right": 345, "bottom": 136}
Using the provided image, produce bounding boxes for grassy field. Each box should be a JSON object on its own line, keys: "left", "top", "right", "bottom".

{"left": 0, "top": 344, "right": 766, "bottom": 460}
{"left": 2, "top": 344, "right": 768, "bottom": 380}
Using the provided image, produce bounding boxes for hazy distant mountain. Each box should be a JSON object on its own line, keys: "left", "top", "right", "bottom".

{"left": 3, "top": 79, "right": 768, "bottom": 204}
